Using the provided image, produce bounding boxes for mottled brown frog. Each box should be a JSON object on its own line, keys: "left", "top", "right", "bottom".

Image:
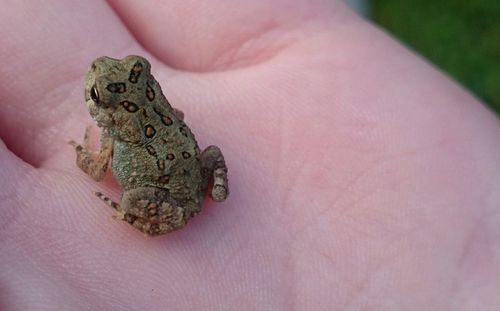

{"left": 71, "top": 55, "right": 228, "bottom": 236}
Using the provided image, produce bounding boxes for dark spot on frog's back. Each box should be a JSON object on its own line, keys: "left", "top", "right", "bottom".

{"left": 129, "top": 61, "right": 143, "bottom": 83}
{"left": 162, "top": 116, "right": 173, "bottom": 126}
{"left": 106, "top": 82, "right": 126, "bottom": 93}
{"left": 121, "top": 101, "right": 138, "bottom": 112}
{"left": 153, "top": 107, "right": 173, "bottom": 126}
{"left": 145, "top": 125, "right": 156, "bottom": 138}
{"left": 157, "top": 159, "right": 165, "bottom": 170}
{"left": 182, "top": 151, "right": 191, "bottom": 159}
{"left": 146, "top": 83, "right": 155, "bottom": 101}
{"left": 158, "top": 175, "right": 170, "bottom": 183}
{"left": 179, "top": 127, "right": 188, "bottom": 137}
{"left": 146, "top": 145, "right": 156, "bottom": 156}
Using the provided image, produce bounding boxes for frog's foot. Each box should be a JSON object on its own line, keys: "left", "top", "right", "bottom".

{"left": 121, "top": 215, "right": 181, "bottom": 237}
{"left": 200, "top": 145, "right": 229, "bottom": 202}
{"left": 93, "top": 191, "right": 121, "bottom": 211}
{"left": 120, "top": 187, "right": 195, "bottom": 236}
{"left": 94, "top": 191, "right": 127, "bottom": 221}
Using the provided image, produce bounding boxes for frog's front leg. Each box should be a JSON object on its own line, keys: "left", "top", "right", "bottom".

{"left": 70, "top": 126, "right": 113, "bottom": 181}
{"left": 200, "top": 145, "right": 229, "bottom": 202}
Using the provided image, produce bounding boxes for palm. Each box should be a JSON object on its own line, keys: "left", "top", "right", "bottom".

{"left": 1, "top": 1, "right": 499, "bottom": 310}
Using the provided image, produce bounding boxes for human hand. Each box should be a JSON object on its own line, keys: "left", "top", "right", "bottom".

{"left": 1, "top": 1, "right": 499, "bottom": 310}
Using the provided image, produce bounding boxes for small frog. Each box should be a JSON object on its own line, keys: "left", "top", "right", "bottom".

{"left": 71, "top": 55, "right": 228, "bottom": 236}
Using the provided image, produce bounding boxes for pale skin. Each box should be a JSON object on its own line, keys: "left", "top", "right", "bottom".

{"left": 0, "top": 1, "right": 499, "bottom": 310}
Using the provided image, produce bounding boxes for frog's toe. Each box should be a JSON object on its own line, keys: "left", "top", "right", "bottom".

{"left": 211, "top": 184, "right": 228, "bottom": 202}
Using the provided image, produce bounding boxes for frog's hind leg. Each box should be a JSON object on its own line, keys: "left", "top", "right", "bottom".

{"left": 200, "top": 145, "right": 229, "bottom": 202}
{"left": 120, "top": 187, "right": 193, "bottom": 236}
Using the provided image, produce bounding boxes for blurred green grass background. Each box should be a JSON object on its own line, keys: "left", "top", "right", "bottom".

{"left": 372, "top": 1, "right": 500, "bottom": 113}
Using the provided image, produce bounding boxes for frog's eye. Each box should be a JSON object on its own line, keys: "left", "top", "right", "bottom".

{"left": 90, "top": 86, "right": 99, "bottom": 103}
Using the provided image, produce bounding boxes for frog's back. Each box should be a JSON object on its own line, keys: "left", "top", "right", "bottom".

{"left": 112, "top": 110, "right": 202, "bottom": 202}
{"left": 107, "top": 57, "right": 202, "bottom": 203}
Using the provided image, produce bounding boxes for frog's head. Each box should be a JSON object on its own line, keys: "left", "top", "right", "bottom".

{"left": 84, "top": 55, "right": 152, "bottom": 139}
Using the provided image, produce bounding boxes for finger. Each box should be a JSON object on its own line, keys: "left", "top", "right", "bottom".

{"left": 106, "top": 0, "right": 340, "bottom": 71}
{"left": 0, "top": 0, "right": 142, "bottom": 166}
